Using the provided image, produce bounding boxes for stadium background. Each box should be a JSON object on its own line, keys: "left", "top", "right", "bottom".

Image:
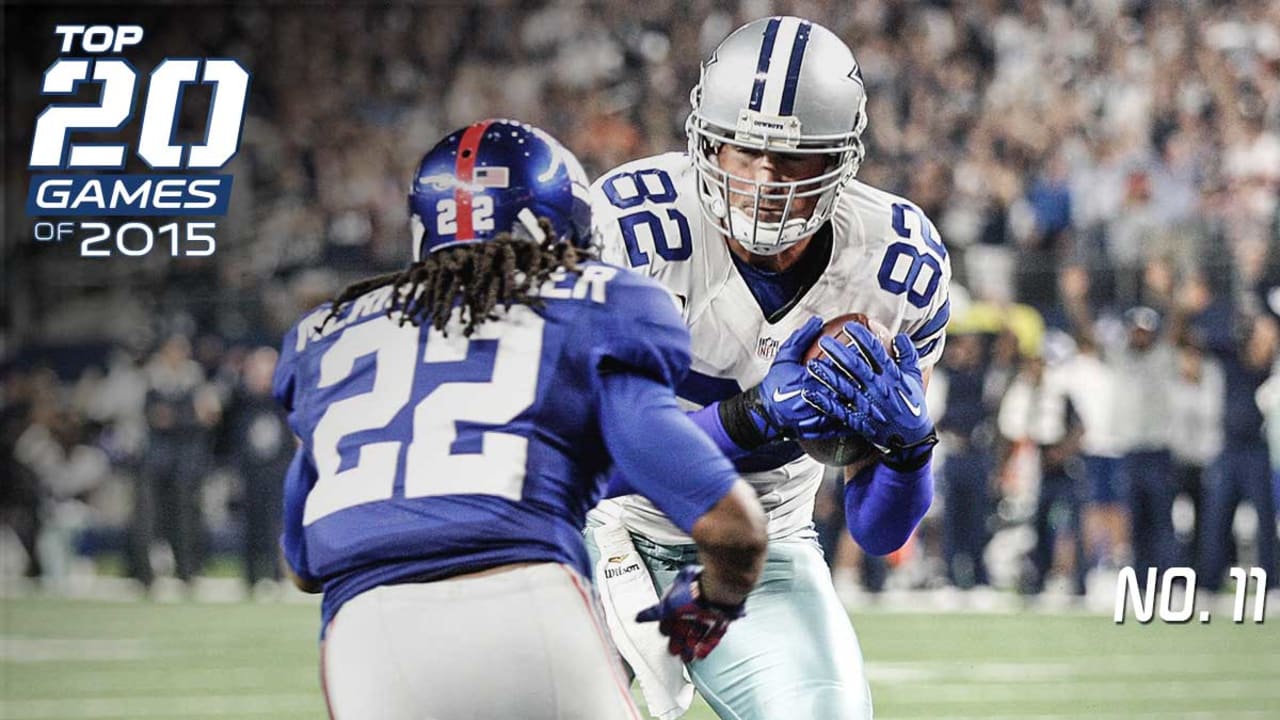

{"left": 3, "top": 1, "right": 1279, "bottom": 718}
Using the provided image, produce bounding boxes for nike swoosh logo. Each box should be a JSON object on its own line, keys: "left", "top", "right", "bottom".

{"left": 897, "top": 389, "right": 922, "bottom": 417}
{"left": 772, "top": 388, "right": 803, "bottom": 403}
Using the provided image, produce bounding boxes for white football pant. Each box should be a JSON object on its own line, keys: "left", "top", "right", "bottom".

{"left": 322, "top": 563, "right": 642, "bottom": 720}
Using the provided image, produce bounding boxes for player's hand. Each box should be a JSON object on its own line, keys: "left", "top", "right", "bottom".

{"left": 635, "top": 565, "right": 745, "bottom": 663}
{"left": 804, "top": 325, "right": 937, "bottom": 468}
{"left": 746, "top": 317, "right": 848, "bottom": 443}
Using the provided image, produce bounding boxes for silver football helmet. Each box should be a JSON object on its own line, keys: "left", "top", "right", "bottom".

{"left": 687, "top": 16, "right": 868, "bottom": 255}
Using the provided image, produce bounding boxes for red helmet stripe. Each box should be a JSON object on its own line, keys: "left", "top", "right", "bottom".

{"left": 453, "top": 120, "right": 491, "bottom": 240}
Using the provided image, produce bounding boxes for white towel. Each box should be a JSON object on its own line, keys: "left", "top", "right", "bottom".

{"left": 592, "top": 517, "right": 695, "bottom": 720}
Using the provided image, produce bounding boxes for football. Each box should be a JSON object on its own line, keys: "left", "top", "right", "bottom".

{"left": 797, "top": 313, "right": 894, "bottom": 466}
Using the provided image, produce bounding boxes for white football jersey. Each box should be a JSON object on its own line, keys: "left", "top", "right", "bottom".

{"left": 591, "top": 152, "right": 951, "bottom": 543}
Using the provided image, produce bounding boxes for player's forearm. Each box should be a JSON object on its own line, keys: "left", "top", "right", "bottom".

{"left": 686, "top": 401, "right": 757, "bottom": 459}
{"left": 600, "top": 372, "right": 746, "bottom": 531}
{"left": 600, "top": 372, "right": 766, "bottom": 602}
{"left": 600, "top": 402, "right": 747, "bottom": 497}
{"left": 685, "top": 382, "right": 808, "bottom": 459}
{"left": 844, "top": 456, "right": 934, "bottom": 556}
{"left": 690, "top": 480, "right": 767, "bottom": 606}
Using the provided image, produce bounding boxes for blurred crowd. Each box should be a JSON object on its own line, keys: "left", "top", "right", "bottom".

{"left": 2, "top": 337, "right": 291, "bottom": 592}
{"left": 2, "top": 0, "right": 1279, "bottom": 598}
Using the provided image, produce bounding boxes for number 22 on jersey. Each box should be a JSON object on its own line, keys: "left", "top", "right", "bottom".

{"left": 303, "top": 308, "right": 543, "bottom": 524}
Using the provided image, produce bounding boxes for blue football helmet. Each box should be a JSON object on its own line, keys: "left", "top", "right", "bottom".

{"left": 409, "top": 119, "right": 593, "bottom": 260}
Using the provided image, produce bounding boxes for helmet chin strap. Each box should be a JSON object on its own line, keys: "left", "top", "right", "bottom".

{"left": 727, "top": 206, "right": 811, "bottom": 256}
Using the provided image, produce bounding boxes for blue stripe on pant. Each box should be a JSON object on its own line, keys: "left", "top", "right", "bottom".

{"left": 585, "top": 524, "right": 873, "bottom": 720}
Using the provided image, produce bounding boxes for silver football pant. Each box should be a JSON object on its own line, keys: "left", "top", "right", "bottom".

{"left": 322, "top": 563, "right": 642, "bottom": 720}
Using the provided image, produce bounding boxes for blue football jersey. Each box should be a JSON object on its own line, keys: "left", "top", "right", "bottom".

{"left": 273, "top": 262, "right": 691, "bottom": 625}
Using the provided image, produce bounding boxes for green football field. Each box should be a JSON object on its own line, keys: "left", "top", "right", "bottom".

{"left": 2, "top": 596, "right": 1278, "bottom": 719}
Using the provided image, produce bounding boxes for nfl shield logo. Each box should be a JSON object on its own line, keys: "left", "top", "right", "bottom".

{"left": 756, "top": 336, "right": 780, "bottom": 360}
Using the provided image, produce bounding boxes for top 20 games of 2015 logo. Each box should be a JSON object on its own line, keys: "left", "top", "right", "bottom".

{"left": 26, "top": 24, "right": 250, "bottom": 258}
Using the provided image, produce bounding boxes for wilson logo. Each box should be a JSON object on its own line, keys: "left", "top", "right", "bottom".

{"left": 604, "top": 562, "right": 643, "bottom": 580}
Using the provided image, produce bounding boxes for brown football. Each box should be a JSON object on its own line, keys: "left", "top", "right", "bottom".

{"left": 802, "top": 313, "right": 894, "bottom": 363}
{"left": 797, "top": 313, "right": 894, "bottom": 466}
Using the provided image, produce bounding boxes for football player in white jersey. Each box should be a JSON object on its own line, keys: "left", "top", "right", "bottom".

{"left": 587, "top": 16, "right": 950, "bottom": 720}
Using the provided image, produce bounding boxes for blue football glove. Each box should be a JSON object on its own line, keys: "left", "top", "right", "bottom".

{"left": 635, "top": 565, "right": 745, "bottom": 663}
{"left": 721, "top": 317, "right": 848, "bottom": 447}
{"left": 805, "top": 325, "right": 937, "bottom": 468}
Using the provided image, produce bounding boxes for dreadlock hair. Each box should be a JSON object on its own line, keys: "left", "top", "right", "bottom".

{"left": 322, "top": 218, "right": 590, "bottom": 337}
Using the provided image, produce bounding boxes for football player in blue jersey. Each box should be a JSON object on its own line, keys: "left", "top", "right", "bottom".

{"left": 273, "top": 119, "right": 769, "bottom": 720}
{"left": 587, "top": 17, "right": 950, "bottom": 720}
